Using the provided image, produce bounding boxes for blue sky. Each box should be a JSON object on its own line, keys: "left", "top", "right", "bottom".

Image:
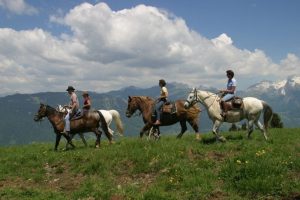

{"left": 0, "top": 0, "right": 299, "bottom": 95}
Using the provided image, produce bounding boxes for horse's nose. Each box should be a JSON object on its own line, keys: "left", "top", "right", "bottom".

{"left": 184, "top": 102, "right": 189, "bottom": 109}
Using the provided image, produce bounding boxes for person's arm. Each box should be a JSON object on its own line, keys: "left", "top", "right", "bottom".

{"left": 227, "top": 86, "right": 236, "bottom": 93}
{"left": 219, "top": 86, "right": 236, "bottom": 93}
{"left": 70, "top": 94, "right": 78, "bottom": 110}
{"left": 82, "top": 99, "right": 91, "bottom": 109}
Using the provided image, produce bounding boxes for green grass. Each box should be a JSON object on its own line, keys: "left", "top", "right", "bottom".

{"left": 0, "top": 128, "right": 299, "bottom": 199}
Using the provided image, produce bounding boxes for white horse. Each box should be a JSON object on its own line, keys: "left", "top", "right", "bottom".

{"left": 184, "top": 88, "right": 273, "bottom": 141}
{"left": 57, "top": 105, "right": 124, "bottom": 145}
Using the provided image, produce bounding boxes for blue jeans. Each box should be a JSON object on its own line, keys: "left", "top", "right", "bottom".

{"left": 155, "top": 100, "right": 164, "bottom": 121}
{"left": 64, "top": 112, "right": 71, "bottom": 132}
{"left": 222, "top": 93, "right": 234, "bottom": 102}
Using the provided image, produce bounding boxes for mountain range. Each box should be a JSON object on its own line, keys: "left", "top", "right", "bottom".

{"left": 0, "top": 75, "right": 299, "bottom": 146}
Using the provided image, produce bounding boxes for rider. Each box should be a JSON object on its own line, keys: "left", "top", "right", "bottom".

{"left": 219, "top": 69, "right": 237, "bottom": 118}
{"left": 153, "top": 79, "right": 169, "bottom": 125}
{"left": 82, "top": 91, "right": 92, "bottom": 115}
{"left": 61, "top": 86, "right": 80, "bottom": 135}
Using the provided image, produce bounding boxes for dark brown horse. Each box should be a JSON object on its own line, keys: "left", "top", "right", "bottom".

{"left": 34, "top": 103, "right": 112, "bottom": 150}
{"left": 126, "top": 96, "right": 201, "bottom": 139}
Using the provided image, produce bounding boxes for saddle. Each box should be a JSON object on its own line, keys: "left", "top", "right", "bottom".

{"left": 161, "top": 101, "right": 177, "bottom": 114}
{"left": 224, "top": 97, "right": 244, "bottom": 111}
{"left": 152, "top": 101, "right": 177, "bottom": 117}
{"left": 70, "top": 110, "right": 82, "bottom": 120}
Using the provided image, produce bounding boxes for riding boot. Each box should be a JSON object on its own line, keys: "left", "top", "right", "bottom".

{"left": 220, "top": 101, "right": 227, "bottom": 119}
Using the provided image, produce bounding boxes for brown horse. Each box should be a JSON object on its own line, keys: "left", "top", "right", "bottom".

{"left": 126, "top": 96, "right": 201, "bottom": 139}
{"left": 34, "top": 103, "right": 112, "bottom": 150}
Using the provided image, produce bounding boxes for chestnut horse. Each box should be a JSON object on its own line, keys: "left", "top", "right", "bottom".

{"left": 34, "top": 103, "right": 112, "bottom": 150}
{"left": 126, "top": 96, "right": 201, "bottom": 139}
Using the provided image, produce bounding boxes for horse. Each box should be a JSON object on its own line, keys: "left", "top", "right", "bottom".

{"left": 125, "top": 96, "right": 201, "bottom": 139}
{"left": 184, "top": 88, "right": 273, "bottom": 142}
{"left": 34, "top": 103, "right": 112, "bottom": 150}
{"left": 57, "top": 105, "right": 124, "bottom": 137}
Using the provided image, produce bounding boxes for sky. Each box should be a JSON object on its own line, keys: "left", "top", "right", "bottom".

{"left": 0, "top": 0, "right": 299, "bottom": 96}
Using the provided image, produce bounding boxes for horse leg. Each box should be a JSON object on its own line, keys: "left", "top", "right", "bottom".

{"left": 140, "top": 123, "right": 152, "bottom": 138}
{"left": 187, "top": 119, "right": 201, "bottom": 141}
{"left": 176, "top": 120, "right": 187, "bottom": 139}
{"left": 60, "top": 134, "right": 75, "bottom": 150}
{"left": 65, "top": 133, "right": 75, "bottom": 149}
{"left": 54, "top": 133, "right": 62, "bottom": 151}
{"left": 213, "top": 120, "right": 226, "bottom": 142}
{"left": 247, "top": 120, "right": 254, "bottom": 139}
{"left": 103, "top": 127, "right": 113, "bottom": 144}
{"left": 108, "top": 127, "right": 114, "bottom": 136}
{"left": 94, "top": 129, "right": 101, "bottom": 148}
{"left": 79, "top": 133, "right": 88, "bottom": 147}
{"left": 255, "top": 120, "right": 268, "bottom": 140}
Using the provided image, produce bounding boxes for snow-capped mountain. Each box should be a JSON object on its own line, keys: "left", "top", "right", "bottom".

{"left": 246, "top": 75, "right": 300, "bottom": 96}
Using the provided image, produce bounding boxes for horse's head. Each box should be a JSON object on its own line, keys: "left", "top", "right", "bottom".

{"left": 126, "top": 96, "right": 139, "bottom": 117}
{"left": 34, "top": 103, "right": 48, "bottom": 121}
{"left": 184, "top": 88, "right": 198, "bottom": 109}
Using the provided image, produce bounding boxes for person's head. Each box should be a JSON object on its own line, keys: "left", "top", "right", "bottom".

{"left": 159, "top": 79, "right": 166, "bottom": 87}
{"left": 82, "top": 91, "right": 89, "bottom": 98}
{"left": 66, "top": 86, "right": 75, "bottom": 94}
{"left": 226, "top": 70, "right": 234, "bottom": 78}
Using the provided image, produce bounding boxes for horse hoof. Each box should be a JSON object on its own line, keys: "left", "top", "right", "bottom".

{"left": 110, "top": 141, "right": 115, "bottom": 145}
{"left": 95, "top": 145, "right": 100, "bottom": 148}
{"left": 217, "top": 136, "right": 226, "bottom": 142}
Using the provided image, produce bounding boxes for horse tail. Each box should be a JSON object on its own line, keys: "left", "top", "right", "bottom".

{"left": 96, "top": 110, "right": 111, "bottom": 140}
{"left": 262, "top": 101, "right": 273, "bottom": 131}
{"left": 109, "top": 110, "right": 124, "bottom": 136}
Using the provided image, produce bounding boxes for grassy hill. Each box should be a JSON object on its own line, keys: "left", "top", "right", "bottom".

{"left": 0, "top": 128, "right": 299, "bottom": 200}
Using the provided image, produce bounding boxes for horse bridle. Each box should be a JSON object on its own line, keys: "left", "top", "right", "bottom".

{"left": 186, "top": 89, "right": 219, "bottom": 109}
{"left": 185, "top": 89, "right": 200, "bottom": 107}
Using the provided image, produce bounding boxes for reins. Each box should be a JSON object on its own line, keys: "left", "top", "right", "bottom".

{"left": 189, "top": 90, "right": 220, "bottom": 111}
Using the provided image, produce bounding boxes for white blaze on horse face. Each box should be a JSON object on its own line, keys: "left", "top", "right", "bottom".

{"left": 184, "top": 92, "right": 195, "bottom": 108}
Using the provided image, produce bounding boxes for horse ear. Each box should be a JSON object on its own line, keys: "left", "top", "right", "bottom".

{"left": 128, "top": 96, "right": 132, "bottom": 101}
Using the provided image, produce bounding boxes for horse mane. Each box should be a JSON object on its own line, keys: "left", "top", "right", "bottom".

{"left": 132, "top": 96, "right": 154, "bottom": 102}
{"left": 198, "top": 90, "right": 220, "bottom": 99}
{"left": 46, "top": 104, "right": 59, "bottom": 114}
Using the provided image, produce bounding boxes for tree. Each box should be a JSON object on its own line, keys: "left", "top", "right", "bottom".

{"left": 270, "top": 112, "right": 283, "bottom": 128}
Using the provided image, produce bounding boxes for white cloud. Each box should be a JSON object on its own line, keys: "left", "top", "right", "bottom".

{"left": 0, "top": 0, "right": 38, "bottom": 15}
{"left": 280, "top": 53, "right": 300, "bottom": 74}
{"left": 0, "top": 2, "right": 299, "bottom": 95}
